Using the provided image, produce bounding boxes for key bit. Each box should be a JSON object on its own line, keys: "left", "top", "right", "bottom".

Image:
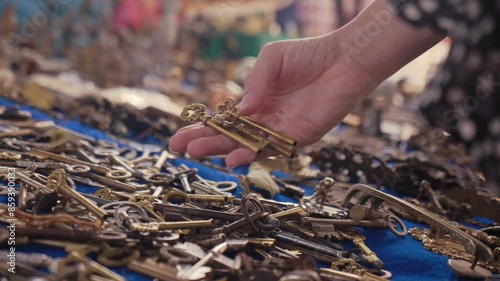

{"left": 311, "top": 222, "right": 342, "bottom": 241}
{"left": 130, "top": 219, "right": 214, "bottom": 233}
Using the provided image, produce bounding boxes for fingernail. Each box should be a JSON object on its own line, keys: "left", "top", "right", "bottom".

{"left": 168, "top": 145, "right": 179, "bottom": 153}
{"left": 236, "top": 94, "right": 249, "bottom": 111}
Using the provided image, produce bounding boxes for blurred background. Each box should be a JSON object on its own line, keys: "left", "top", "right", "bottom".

{"left": 0, "top": 0, "right": 450, "bottom": 144}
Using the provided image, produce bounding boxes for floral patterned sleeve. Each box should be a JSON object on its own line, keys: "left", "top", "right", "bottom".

{"left": 388, "top": 0, "right": 500, "bottom": 193}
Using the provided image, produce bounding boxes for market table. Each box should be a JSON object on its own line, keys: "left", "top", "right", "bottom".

{"left": 0, "top": 98, "right": 474, "bottom": 281}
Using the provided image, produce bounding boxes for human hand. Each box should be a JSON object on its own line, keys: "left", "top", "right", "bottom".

{"left": 169, "top": 32, "right": 378, "bottom": 167}
{"left": 169, "top": 0, "right": 443, "bottom": 168}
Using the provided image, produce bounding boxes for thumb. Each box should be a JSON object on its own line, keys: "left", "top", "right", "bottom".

{"left": 237, "top": 42, "right": 283, "bottom": 115}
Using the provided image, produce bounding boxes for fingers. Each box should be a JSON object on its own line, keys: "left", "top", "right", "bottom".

{"left": 186, "top": 135, "right": 240, "bottom": 158}
{"left": 176, "top": 123, "right": 205, "bottom": 134}
{"left": 239, "top": 42, "right": 283, "bottom": 115}
{"left": 169, "top": 126, "right": 218, "bottom": 153}
{"left": 171, "top": 125, "right": 280, "bottom": 167}
{"left": 225, "top": 148, "right": 277, "bottom": 168}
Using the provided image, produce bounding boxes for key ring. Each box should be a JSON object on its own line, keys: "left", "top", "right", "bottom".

{"left": 162, "top": 190, "right": 190, "bottom": 204}
{"left": 386, "top": 214, "right": 407, "bottom": 237}
{"left": 144, "top": 173, "right": 173, "bottom": 185}
{"left": 66, "top": 164, "right": 91, "bottom": 175}
{"left": 106, "top": 170, "right": 132, "bottom": 180}
{"left": 93, "top": 231, "right": 127, "bottom": 245}
{"left": 241, "top": 194, "right": 279, "bottom": 235}
{"left": 214, "top": 181, "right": 237, "bottom": 193}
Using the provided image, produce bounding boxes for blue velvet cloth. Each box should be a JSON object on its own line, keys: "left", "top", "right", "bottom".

{"left": 0, "top": 97, "right": 478, "bottom": 281}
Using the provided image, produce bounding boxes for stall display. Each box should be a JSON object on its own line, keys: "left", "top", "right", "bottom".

{"left": 0, "top": 1, "right": 498, "bottom": 281}
{"left": 0, "top": 99, "right": 498, "bottom": 281}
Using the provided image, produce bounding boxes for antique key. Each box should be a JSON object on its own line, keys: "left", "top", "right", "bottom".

{"left": 180, "top": 100, "right": 297, "bottom": 158}
{"left": 129, "top": 219, "right": 214, "bottom": 232}
{"left": 214, "top": 97, "right": 297, "bottom": 157}
{"left": 178, "top": 242, "right": 228, "bottom": 279}
{"left": 128, "top": 258, "right": 182, "bottom": 281}
{"left": 53, "top": 251, "right": 125, "bottom": 281}
{"left": 339, "top": 229, "right": 384, "bottom": 269}
{"left": 180, "top": 103, "right": 266, "bottom": 153}
{"left": 46, "top": 169, "right": 107, "bottom": 221}
{"left": 302, "top": 215, "right": 407, "bottom": 237}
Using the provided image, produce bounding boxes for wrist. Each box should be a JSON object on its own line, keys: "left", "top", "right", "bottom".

{"left": 331, "top": 0, "right": 443, "bottom": 87}
{"left": 322, "top": 31, "right": 381, "bottom": 99}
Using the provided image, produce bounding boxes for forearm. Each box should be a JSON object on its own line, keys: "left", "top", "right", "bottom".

{"left": 333, "top": 0, "right": 445, "bottom": 84}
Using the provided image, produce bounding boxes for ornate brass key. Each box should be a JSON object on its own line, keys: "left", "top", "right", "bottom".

{"left": 180, "top": 103, "right": 265, "bottom": 153}
{"left": 215, "top": 98, "right": 297, "bottom": 157}
{"left": 180, "top": 99, "right": 297, "bottom": 158}
{"left": 339, "top": 228, "right": 384, "bottom": 269}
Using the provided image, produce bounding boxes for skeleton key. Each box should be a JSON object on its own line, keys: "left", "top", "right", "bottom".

{"left": 46, "top": 169, "right": 107, "bottom": 221}
{"left": 302, "top": 215, "right": 407, "bottom": 237}
{"left": 180, "top": 103, "right": 265, "bottom": 153}
{"left": 270, "top": 207, "right": 308, "bottom": 219}
{"left": 151, "top": 150, "right": 169, "bottom": 173}
{"left": 29, "top": 149, "right": 111, "bottom": 175}
{"left": 128, "top": 258, "right": 182, "bottom": 281}
{"left": 87, "top": 173, "right": 137, "bottom": 192}
{"left": 191, "top": 181, "right": 232, "bottom": 196}
{"left": 107, "top": 154, "right": 136, "bottom": 174}
{"left": 276, "top": 241, "right": 339, "bottom": 264}
{"left": 214, "top": 98, "right": 297, "bottom": 157}
{"left": 0, "top": 160, "right": 65, "bottom": 170}
{"left": 279, "top": 220, "right": 316, "bottom": 240}
{"left": 213, "top": 211, "right": 269, "bottom": 234}
{"left": 178, "top": 164, "right": 211, "bottom": 185}
{"left": 172, "top": 167, "right": 197, "bottom": 193}
{"left": 75, "top": 148, "right": 104, "bottom": 164}
{"left": 310, "top": 222, "right": 342, "bottom": 241}
{"left": 20, "top": 228, "right": 125, "bottom": 247}
{"left": 154, "top": 203, "right": 244, "bottom": 222}
{"left": 174, "top": 241, "right": 239, "bottom": 273}
{"left": 55, "top": 251, "right": 125, "bottom": 281}
{"left": 162, "top": 191, "right": 236, "bottom": 205}
{"left": 320, "top": 268, "right": 389, "bottom": 281}
{"left": 177, "top": 242, "right": 228, "bottom": 280}
{"left": 274, "top": 232, "right": 346, "bottom": 259}
{"left": 339, "top": 229, "right": 384, "bottom": 269}
{"left": 129, "top": 219, "right": 214, "bottom": 233}
{"left": 0, "top": 251, "right": 52, "bottom": 267}
{"left": 15, "top": 171, "right": 58, "bottom": 213}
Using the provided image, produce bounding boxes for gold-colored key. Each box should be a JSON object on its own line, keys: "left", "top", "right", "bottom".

{"left": 339, "top": 229, "right": 384, "bottom": 269}
{"left": 215, "top": 98, "right": 297, "bottom": 157}
{"left": 180, "top": 99, "right": 297, "bottom": 158}
{"left": 130, "top": 219, "right": 214, "bottom": 232}
{"left": 46, "top": 169, "right": 107, "bottom": 222}
{"left": 180, "top": 103, "right": 266, "bottom": 153}
{"left": 270, "top": 207, "right": 308, "bottom": 219}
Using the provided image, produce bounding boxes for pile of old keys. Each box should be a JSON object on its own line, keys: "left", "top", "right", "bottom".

{"left": 0, "top": 111, "right": 497, "bottom": 281}
{"left": 180, "top": 97, "right": 297, "bottom": 158}
{"left": 309, "top": 142, "right": 500, "bottom": 224}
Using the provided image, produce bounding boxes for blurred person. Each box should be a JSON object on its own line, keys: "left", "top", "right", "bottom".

{"left": 296, "top": 0, "right": 335, "bottom": 37}
{"left": 113, "top": 0, "right": 162, "bottom": 34}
